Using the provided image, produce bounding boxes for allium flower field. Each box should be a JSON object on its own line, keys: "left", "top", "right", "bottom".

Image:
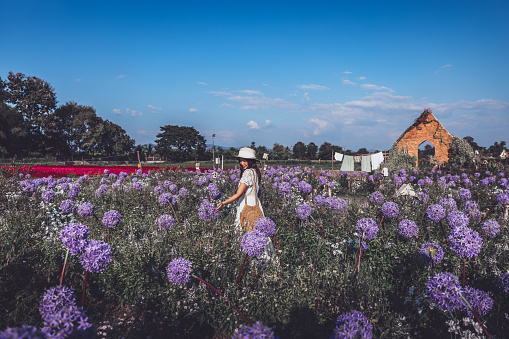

{"left": 0, "top": 165, "right": 508, "bottom": 338}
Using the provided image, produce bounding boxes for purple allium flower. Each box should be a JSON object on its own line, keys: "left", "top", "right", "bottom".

{"left": 496, "top": 193, "right": 509, "bottom": 205}
{"left": 198, "top": 199, "right": 219, "bottom": 221}
{"left": 398, "top": 219, "right": 418, "bottom": 238}
{"left": 77, "top": 202, "right": 94, "bottom": 218}
{"left": 68, "top": 189, "right": 78, "bottom": 199}
{"left": 458, "top": 189, "right": 471, "bottom": 201}
{"left": 232, "top": 321, "right": 275, "bottom": 339}
{"left": 103, "top": 169, "right": 109, "bottom": 174}
{"left": 448, "top": 226, "right": 483, "bottom": 258}
{"left": 326, "top": 197, "right": 348, "bottom": 213}
{"left": 166, "top": 257, "right": 192, "bottom": 285}
{"left": 334, "top": 310, "right": 373, "bottom": 339}
{"left": 0, "top": 325, "right": 46, "bottom": 338}
{"left": 313, "top": 195, "right": 327, "bottom": 207}
{"left": 482, "top": 219, "right": 500, "bottom": 238}
{"left": 100, "top": 177, "right": 107, "bottom": 184}
{"left": 60, "top": 199, "right": 75, "bottom": 214}
{"left": 158, "top": 193, "right": 173, "bottom": 206}
{"left": 157, "top": 214, "right": 175, "bottom": 230}
{"left": 136, "top": 169, "right": 142, "bottom": 175}
{"left": 60, "top": 223, "right": 90, "bottom": 255}
{"left": 446, "top": 211, "right": 470, "bottom": 229}
{"left": 179, "top": 187, "right": 189, "bottom": 197}
{"left": 133, "top": 182, "right": 143, "bottom": 191}
{"left": 168, "top": 183, "right": 178, "bottom": 193}
{"left": 462, "top": 200, "right": 481, "bottom": 223}
{"left": 427, "top": 272, "right": 463, "bottom": 311}
{"left": 481, "top": 178, "right": 490, "bottom": 186}
{"left": 102, "top": 210, "right": 122, "bottom": 228}
{"left": 356, "top": 218, "right": 378, "bottom": 240}
{"left": 241, "top": 230, "right": 267, "bottom": 256}
{"left": 426, "top": 204, "right": 446, "bottom": 223}
{"left": 369, "top": 191, "right": 384, "bottom": 205}
{"left": 277, "top": 182, "right": 291, "bottom": 196}
{"left": 41, "top": 189, "right": 55, "bottom": 203}
{"left": 80, "top": 240, "right": 111, "bottom": 273}
{"left": 381, "top": 202, "right": 399, "bottom": 218}
{"left": 154, "top": 185, "right": 164, "bottom": 195}
{"left": 499, "top": 273, "right": 509, "bottom": 294}
{"left": 298, "top": 181, "right": 312, "bottom": 194}
{"left": 255, "top": 217, "right": 276, "bottom": 237}
{"left": 461, "top": 286, "right": 494, "bottom": 318}
{"left": 109, "top": 173, "right": 117, "bottom": 179}
{"left": 439, "top": 197, "right": 457, "bottom": 213}
{"left": 207, "top": 183, "right": 221, "bottom": 199}
{"left": 318, "top": 176, "right": 327, "bottom": 186}
{"left": 296, "top": 204, "right": 312, "bottom": 220}
{"left": 60, "top": 182, "right": 70, "bottom": 191}
{"left": 39, "top": 285, "right": 92, "bottom": 338}
{"left": 417, "top": 179, "right": 425, "bottom": 186}
{"left": 474, "top": 172, "right": 480, "bottom": 177}
{"left": 420, "top": 242, "right": 444, "bottom": 264}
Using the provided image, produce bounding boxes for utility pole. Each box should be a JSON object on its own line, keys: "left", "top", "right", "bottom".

{"left": 212, "top": 134, "right": 216, "bottom": 170}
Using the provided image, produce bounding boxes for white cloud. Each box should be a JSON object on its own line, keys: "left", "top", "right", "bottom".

{"left": 265, "top": 120, "right": 272, "bottom": 126}
{"left": 342, "top": 79, "right": 356, "bottom": 86}
{"left": 196, "top": 82, "right": 208, "bottom": 85}
{"left": 189, "top": 108, "right": 198, "bottom": 112}
{"left": 237, "top": 90, "right": 263, "bottom": 95}
{"left": 219, "top": 103, "right": 234, "bottom": 108}
{"left": 148, "top": 105, "right": 162, "bottom": 113}
{"left": 358, "top": 76, "right": 366, "bottom": 80}
{"left": 247, "top": 120, "right": 260, "bottom": 129}
{"left": 113, "top": 109, "right": 122, "bottom": 115}
{"left": 126, "top": 108, "right": 142, "bottom": 116}
{"left": 360, "top": 84, "right": 394, "bottom": 92}
{"left": 344, "top": 71, "right": 352, "bottom": 74}
{"left": 304, "top": 92, "right": 310, "bottom": 102}
{"left": 227, "top": 95, "right": 299, "bottom": 110}
{"left": 297, "top": 84, "right": 329, "bottom": 90}
{"left": 116, "top": 74, "right": 127, "bottom": 79}
{"left": 207, "top": 91, "right": 232, "bottom": 96}
{"left": 73, "top": 78, "right": 82, "bottom": 82}
{"left": 309, "top": 118, "right": 334, "bottom": 135}
{"left": 434, "top": 64, "right": 452, "bottom": 75}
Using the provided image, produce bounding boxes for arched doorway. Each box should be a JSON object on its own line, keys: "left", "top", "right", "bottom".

{"left": 418, "top": 141, "right": 435, "bottom": 167}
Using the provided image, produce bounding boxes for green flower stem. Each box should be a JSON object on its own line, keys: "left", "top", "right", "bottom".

{"left": 459, "top": 294, "right": 491, "bottom": 339}
{"left": 169, "top": 202, "right": 182, "bottom": 228}
{"left": 82, "top": 270, "right": 89, "bottom": 306}
{"left": 357, "top": 232, "right": 365, "bottom": 276}
{"left": 59, "top": 248, "right": 69, "bottom": 286}
{"left": 192, "top": 274, "right": 250, "bottom": 325}
{"left": 237, "top": 253, "right": 249, "bottom": 285}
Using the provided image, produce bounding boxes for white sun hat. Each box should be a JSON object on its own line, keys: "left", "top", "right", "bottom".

{"left": 234, "top": 147, "right": 258, "bottom": 160}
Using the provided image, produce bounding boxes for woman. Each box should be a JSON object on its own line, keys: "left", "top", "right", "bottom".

{"left": 216, "top": 147, "right": 263, "bottom": 230}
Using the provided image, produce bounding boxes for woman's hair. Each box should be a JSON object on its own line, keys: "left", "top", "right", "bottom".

{"left": 240, "top": 158, "right": 262, "bottom": 183}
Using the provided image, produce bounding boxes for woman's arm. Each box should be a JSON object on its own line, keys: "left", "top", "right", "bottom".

{"left": 216, "top": 183, "right": 247, "bottom": 211}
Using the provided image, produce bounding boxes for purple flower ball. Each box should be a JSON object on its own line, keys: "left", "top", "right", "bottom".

{"left": 157, "top": 214, "right": 175, "bottom": 230}
{"left": 241, "top": 230, "right": 267, "bottom": 256}
{"left": 198, "top": 199, "right": 219, "bottom": 221}
{"left": 80, "top": 240, "right": 112, "bottom": 273}
{"left": 398, "top": 219, "right": 418, "bottom": 238}
{"left": 496, "top": 193, "right": 509, "bottom": 205}
{"left": 461, "top": 286, "right": 494, "bottom": 318}
{"left": 77, "top": 202, "right": 95, "bottom": 218}
{"left": 277, "top": 182, "right": 291, "bottom": 196}
{"left": 207, "top": 183, "right": 221, "bottom": 199}
{"left": 298, "top": 181, "right": 312, "bottom": 194}
{"left": 313, "top": 195, "right": 327, "bottom": 207}
{"left": 482, "top": 219, "right": 500, "bottom": 238}
{"left": 499, "top": 273, "right": 509, "bottom": 294}
{"left": 369, "top": 191, "right": 384, "bottom": 205}
{"left": 426, "top": 272, "right": 463, "bottom": 311}
{"left": 179, "top": 187, "right": 189, "bottom": 197}
{"left": 102, "top": 210, "right": 122, "bottom": 228}
{"left": 296, "top": 204, "right": 312, "bottom": 220}
{"left": 0, "top": 325, "right": 46, "bottom": 338}
{"left": 439, "top": 197, "right": 457, "bottom": 213}
{"left": 381, "top": 202, "right": 399, "bottom": 218}
{"left": 154, "top": 185, "right": 164, "bottom": 195}
{"left": 255, "top": 217, "right": 276, "bottom": 237}
{"left": 426, "top": 204, "right": 446, "bottom": 223}
{"left": 232, "top": 321, "right": 275, "bottom": 339}
{"left": 68, "top": 189, "right": 78, "bottom": 199}
{"left": 448, "top": 226, "right": 483, "bottom": 258}
{"left": 356, "top": 218, "right": 379, "bottom": 240}
{"left": 41, "top": 189, "right": 55, "bottom": 202}
{"left": 60, "top": 223, "right": 90, "bottom": 255}
{"left": 158, "top": 193, "right": 173, "bottom": 206}
{"left": 446, "top": 211, "right": 470, "bottom": 229}
{"left": 458, "top": 189, "right": 472, "bottom": 200}
{"left": 420, "top": 242, "right": 444, "bottom": 264}
{"left": 60, "top": 200, "right": 75, "bottom": 214}
{"left": 334, "top": 310, "right": 373, "bottom": 339}
{"left": 166, "top": 257, "right": 192, "bottom": 285}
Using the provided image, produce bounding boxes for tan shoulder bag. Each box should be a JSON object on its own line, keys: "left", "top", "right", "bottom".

{"left": 239, "top": 169, "right": 263, "bottom": 231}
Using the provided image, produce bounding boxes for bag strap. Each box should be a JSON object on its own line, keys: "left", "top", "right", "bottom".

{"left": 243, "top": 169, "right": 259, "bottom": 207}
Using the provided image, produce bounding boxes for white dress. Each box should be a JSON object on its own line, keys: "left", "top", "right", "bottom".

{"left": 235, "top": 169, "right": 264, "bottom": 229}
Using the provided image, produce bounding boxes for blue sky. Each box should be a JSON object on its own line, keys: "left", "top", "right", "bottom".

{"left": 1, "top": 0, "right": 508, "bottom": 151}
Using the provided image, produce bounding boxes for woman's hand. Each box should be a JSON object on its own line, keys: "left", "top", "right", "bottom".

{"left": 216, "top": 202, "right": 225, "bottom": 211}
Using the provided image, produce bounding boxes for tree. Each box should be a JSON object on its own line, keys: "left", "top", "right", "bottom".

{"left": 318, "top": 142, "right": 342, "bottom": 160}
{"left": 270, "top": 143, "right": 290, "bottom": 160}
{"left": 448, "top": 136, "right": 475, "bottom": 171}
{"left": 306, "top": 142, "right": 318, "bottom": 159}
{"left": 487, "top": 140, "right": 506, "bottom": 156}
{"left": 292, "top": 141, "right": 307, "bottom": 160}
{"left": 0, "top": 102, "right": 27, "bottom": 156}
{"left": 385, "top": 143, "right": 417, "bottom": 174}
{"left": 356, "top": 148, "right": 369, "bottom": 155}
{"left": 155, "top": 125, "right": 207, "bottom": 162}
{"left": 4, "top": 72, "right": 57, "bottom": 154}
{"left": 463, "top": 136, "right": 483, "bottom": 153}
